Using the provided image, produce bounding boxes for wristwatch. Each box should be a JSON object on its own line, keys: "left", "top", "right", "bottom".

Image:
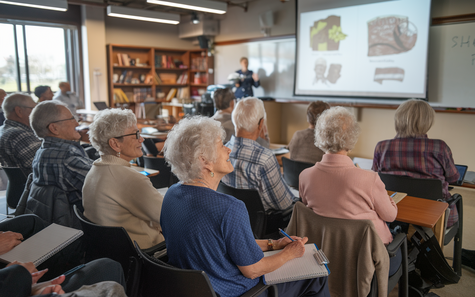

{"left": 267, "top": 239, "right": 274, "bottom": 251}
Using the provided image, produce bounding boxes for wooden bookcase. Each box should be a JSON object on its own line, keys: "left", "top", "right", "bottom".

{"left": 107, "top": 44, "right": 214, "bottom": 117}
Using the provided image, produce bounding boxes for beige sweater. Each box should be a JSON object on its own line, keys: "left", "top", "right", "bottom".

{"left": 82, "top": 155, "right": 164, "bottom": 248}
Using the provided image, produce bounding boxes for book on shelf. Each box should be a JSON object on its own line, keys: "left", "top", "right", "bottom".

{"left": 0, "top": 224, "right": 83, "bottom": 267}
{"left": 124, "top": 71, "right": 134, "bottom": 84}
{"left": 155, "top": 54, "right": 162, "bottom": 68}
{"left": 117, "top": 53, "right": 123, "bottom": 66}
{"left": 176, "top": 87, "right": 189, "bottom": 99}
{"left": 177, "top": 73, "right": 188, "bottom": 84}
{"left": 166, "top": 88, "right": 177, "bottom": 101}
{"left": 122, "top": 53, "right": 130, "bottom": 66}
{"left": 113, "top": 89, "right": 130, "bottom": 103}
{"left": 133, "top": 88, "right": 152, "bottom": 102}
{"left": 153, "top": 72, "right": 162, "bottom": 84}
{"left": 263, "top": 243, "right": 330, "bottom": 285}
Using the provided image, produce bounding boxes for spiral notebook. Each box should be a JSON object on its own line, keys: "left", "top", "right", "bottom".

{"left": 0, "top": 223, "right": 83, "bottom": 266}
{"left": 263, "top": 243, "right": 330, "bottom": 285}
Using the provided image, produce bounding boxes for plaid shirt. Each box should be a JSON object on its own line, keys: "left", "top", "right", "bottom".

{"left": 0, "top": 120, "right": 42, "bottom": 176}
{"left": 32, "top": 137, "right": 93, "bottom": 204}
{"left": 372, "top": 135, "right": 459, "bottom": 227}
{"left": 222, "top": 136, "right": 297, "bottom": 212}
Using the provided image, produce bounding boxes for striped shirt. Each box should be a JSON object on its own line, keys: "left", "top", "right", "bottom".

{"left": 0, "top": 120, "right": 42, "bottom": 176}
{"left": 372, "top": 135, "right": 459, "bottom": 227}
{"left": 222, "top": 136, "right": 297, "bottom": 211}
{"left": 32, "top": 137, "right": 93, "bottom": 204}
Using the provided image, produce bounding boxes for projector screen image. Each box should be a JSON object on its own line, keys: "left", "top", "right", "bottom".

{"left": 295, "top": 0, "right": 431, "bottom": 99}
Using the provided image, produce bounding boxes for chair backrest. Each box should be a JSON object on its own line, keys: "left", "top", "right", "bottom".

{"left": 142, "top": 138, "right": 160, "bottom": 156}
{"left": 217, "top": 182, "right": 266, "bottom": 238}
{"left": 134, "top": 241, "right": 217, "bottom": 297}
{"left": 73, "top": 205, "right": 141, "bottom": 297}
{"left": 143, "top": 156, "right": 175, "bottom": 188}
{"left": 378, "top": 173, "right": 444, "bottom": 201}
{"left": 286, "top": 202, "right": 390, "bottom": 297}
{"left": 3, "top": 167, "right": 28, "bottom": 210}
{"left": 281, "top": 157, "right": 314, "bottom": 188}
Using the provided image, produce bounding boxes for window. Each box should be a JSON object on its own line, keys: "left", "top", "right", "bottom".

{"left": 0, "top": 19, "right": 81, "bottom": 101}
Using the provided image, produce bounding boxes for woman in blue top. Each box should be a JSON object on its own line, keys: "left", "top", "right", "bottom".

{"left": 161, "top": 116, "right": 329, "bottom": 297}
{"left": 234, "top": 57, "right": 260, "bottom": 99}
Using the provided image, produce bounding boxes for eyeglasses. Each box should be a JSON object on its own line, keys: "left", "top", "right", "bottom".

{"left": 46, "top": 116, "right": 76, "bottom": 129}
{"left": 114, "top": 130, "right": 141, "bottom": 140}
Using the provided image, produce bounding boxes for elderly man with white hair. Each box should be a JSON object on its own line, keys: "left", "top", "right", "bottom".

{"left": 222, "top": 97, "right": 298, "bottom": 225}
{"left": 29, "top": 101, "right": 93, "bottom": 205}
{"left": 0, "top": 93, "right": 42, "bottom": 176}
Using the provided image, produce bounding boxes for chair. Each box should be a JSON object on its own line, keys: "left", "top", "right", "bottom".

{"left": 134, "top": 241, "right": 277, "bottom": 297}
{"left": 281, "top": 157, "right": 313, "bottom": 189}
{"left": 73, "top": 205, "right": 157, "bottom": 297}
{"left": 287, "top": 202, "right": 408, "bottom": 297}
{"left": 143, "top": 156, "right": 178, "bottom": 189}
{"left": 217, "top": 182, "right": 291, "bottom": 239}
{"left": 2, "top": 167, "right": 27, "bottom": 215}
{"left": 142, "top": 138, "right": 160, "bottom": 156}
{"left": 378, "top": 173, "right": 463, "bottom": 276}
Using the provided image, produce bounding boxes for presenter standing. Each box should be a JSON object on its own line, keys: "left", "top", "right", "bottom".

{"left": 234, "top": 57, "right": 260, "bottom": 99}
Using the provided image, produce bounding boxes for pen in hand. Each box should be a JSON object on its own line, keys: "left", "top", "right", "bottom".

{"left": 390, "top": 192, "right": 398, "bottom": 198}
{"left": 278, "top": 228, "right": 295, "bottom": 242}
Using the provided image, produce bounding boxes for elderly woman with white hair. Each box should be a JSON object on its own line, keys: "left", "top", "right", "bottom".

{"left": 82, "top": 108, "right": 164, "bottom": 249}
{"left": 372, "top": 99, "right": 459, "bottom": 228}
{"left": 299, "top": 107, "right": 400, "bottom": 275}
{"left": 161, "top": 116, "right": 329, "bottom": 297}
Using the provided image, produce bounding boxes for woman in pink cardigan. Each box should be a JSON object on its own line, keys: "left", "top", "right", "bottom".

{"left": 299, "top": 106, "right": 400, "bottom": 275}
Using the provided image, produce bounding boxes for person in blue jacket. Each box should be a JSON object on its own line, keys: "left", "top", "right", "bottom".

{"left": 234, "top": 57, "right": 260, "bottom": 98}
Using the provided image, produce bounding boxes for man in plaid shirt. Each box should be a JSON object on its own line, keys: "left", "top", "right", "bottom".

{"left": 30, "top": 101, "right": 92, "bottom": 204}
{"left": 372, "top": 99, "right": 459, "bottom": 227}
{"left": 222, "top": 98, "right": 298, "bottom": 214}
{"left": 0, "top": 94, "right": 42, "bottom": 176}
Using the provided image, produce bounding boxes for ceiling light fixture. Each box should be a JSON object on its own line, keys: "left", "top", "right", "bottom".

{"left": 107, "top": 6, "right": 180, "bottom": 25}
{"left": 147, "top": 0, "right": 227, "bottom": 15}
{"left": 0, "top": 0, "right": 68, "bottom": 11}
{"left": 191, "top": 12, "right": 200, "bottom": 24}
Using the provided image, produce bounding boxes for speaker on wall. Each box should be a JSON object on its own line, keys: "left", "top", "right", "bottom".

{"left": 197, "top": 36, "right": 209, "bottom": 49}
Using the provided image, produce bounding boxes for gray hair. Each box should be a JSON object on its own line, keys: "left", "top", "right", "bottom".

{"left": 88, "top": 108, "right": 137, "bottom": 155}
{"left": 163, "top": 116, "right": 225, "bottom": 183}
{"left": 232, "top": 97, "right": 266, "bottom": 133}
{"left": 394, "top": 99, "right": 435, "bottom": 138}
{"left": 2, "top": 93, "right": 34, "bottom": 118}
{"left": 30, "top": 100, "right": 67, "bottom": 139}
{"left": 314, "top": 106, "right": 360, "bottom": 153}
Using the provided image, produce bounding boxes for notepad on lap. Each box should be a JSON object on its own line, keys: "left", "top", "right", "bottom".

{"left": 263, "top": 243, "right": 330, "bottom": 285}
{"left": 0, "top": 223, "right": 83, "bottom": 266}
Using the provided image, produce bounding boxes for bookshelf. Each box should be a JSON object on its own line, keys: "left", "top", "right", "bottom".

{"left": 107, "top": 44, "right": 214, "bottom": 117}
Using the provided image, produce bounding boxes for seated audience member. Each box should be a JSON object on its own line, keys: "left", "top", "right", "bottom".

{"left": 212, "top": 88, "right": 270, "bottom": 147}
{"left": 83, "top": 108, "right": 164, "bottom": 248}
{"left": 288, "top": 101, "right": 330, "bottom": 164}
{"left": 0, "top": 93, "right": 42, "bottom": 176}
{"left": 29, "top": 101, "right": 93, "bottom": 206}
{"left": 0, "top": 88, "right": 6, "bottom": 125}
{"left": 222, "top": 97, "right": 298, "bottom": 215}
{"left": 0, "top": 258, "right": 126, "bottom": 297}
{"left": 299, "top": 106, "right": 400, "bottom": 275}
{"left": 53, "top": 82, "right": 84, "bottom": 119}
{"left": 161, "top": 116, "right": 329, "bottom": 297}
{"left": 34, "top": 85, "right": 54, "bottom": 102}
{"left": 372, "top": 99, "right": 459, "bottom": 227}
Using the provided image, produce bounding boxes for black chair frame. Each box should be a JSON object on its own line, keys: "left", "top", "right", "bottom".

{"left": 281, "top": 157, "right": 313, "bottom": 189}
{"left": 3, "top": 167, "right": 27, "bottom": 215}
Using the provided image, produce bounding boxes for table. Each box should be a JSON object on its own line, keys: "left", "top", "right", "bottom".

{"left": 390, "top": 191, "right": 448, "bottom": 247}
{"left": 132, "top": 166, "right": 160, "bottom": 177}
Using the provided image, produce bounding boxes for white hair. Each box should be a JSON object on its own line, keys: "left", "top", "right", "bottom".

{"left": 30, "top": 100, "right": 68, "bottom": 139}
{"left": 314, "top": 106, "right": 360, "bottom": 153}
{"left": 163, "top": 116, "right": 225, "bottom": 183}
{"left": 88, "top": 108, "right": 137, "bottom": 155}
{"left": 232, "top": 97, "right": 266, "bottom": 133}
{"left": 3, "top": 93, "right": 33, "bottom": 118}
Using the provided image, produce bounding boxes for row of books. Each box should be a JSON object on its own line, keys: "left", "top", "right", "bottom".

{"left": 116, "top": 53, "right": 147, "bottom": 67}
{"left": 191, "top": 57, "right": 207, "bottom": 71}
{"left": 155, "top": 54, "right": 186, "bottom": 69}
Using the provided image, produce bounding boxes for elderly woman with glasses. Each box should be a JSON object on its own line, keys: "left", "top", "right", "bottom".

{"left": 83, "top": 108, "right": 164, "bottom": 248}
{"left": 299, "top": 107, "right": 400, "bottom": 276}
{"left": 160, "top": 116, "right": 329, "bottom": 297}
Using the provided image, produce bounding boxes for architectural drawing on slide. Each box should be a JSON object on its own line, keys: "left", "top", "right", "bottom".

{"left": 310, "top": 15, "right": 347, "bottom": 51}
{"left": 367, "top": 15, "right": 418, "bottom": 56}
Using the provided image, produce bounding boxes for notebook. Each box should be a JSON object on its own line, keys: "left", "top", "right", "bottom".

{"left": 0, "top": 223, "right": 83, "bottom": 266}
{"left": 391, "top": 192, "right": 407, "bottom": 204}
{"left": 263, "top": 243, "right": 330, "bottom": 285}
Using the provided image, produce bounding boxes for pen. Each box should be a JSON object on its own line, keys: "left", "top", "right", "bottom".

{"left": 390, "top": 192, "right": 397, "bottom": 198}
{"left": 63, "top": 264, "right": 86, "bottom": 277}
{"left": 278, "top": 228, "right": 295, "bottom": 242}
